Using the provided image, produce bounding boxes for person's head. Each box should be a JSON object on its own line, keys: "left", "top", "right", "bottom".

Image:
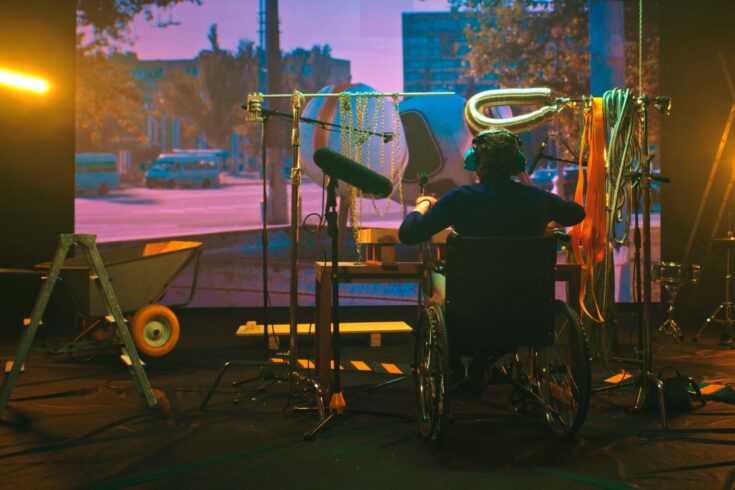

{"left": 470, "top": 129, "right": 525, "bottom": 183}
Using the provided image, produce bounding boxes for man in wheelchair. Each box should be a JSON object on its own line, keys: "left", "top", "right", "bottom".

{"left": 398, "top": 129, "right": 590, "bottom": 443}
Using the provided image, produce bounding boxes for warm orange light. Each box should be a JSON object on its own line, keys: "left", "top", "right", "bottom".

{"left": 0, "top": 67, "right": 49, "bottom": 94}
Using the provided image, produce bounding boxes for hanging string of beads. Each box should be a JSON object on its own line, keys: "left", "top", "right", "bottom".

{"left": 337, "top": 91, "right": 406, "bottom": 259}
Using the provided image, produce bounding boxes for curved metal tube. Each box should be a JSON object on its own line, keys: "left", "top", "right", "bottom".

{"left": 465, "top": 87, "right": 564, "bottom": 133}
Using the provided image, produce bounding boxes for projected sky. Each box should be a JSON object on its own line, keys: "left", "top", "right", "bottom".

{"left": 120, "top": 0, "right": 451, "bottom": 91}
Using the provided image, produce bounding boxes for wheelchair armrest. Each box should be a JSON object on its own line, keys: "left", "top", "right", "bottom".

{"left": 426, "top": 258, "right": 445, "bottom": 274}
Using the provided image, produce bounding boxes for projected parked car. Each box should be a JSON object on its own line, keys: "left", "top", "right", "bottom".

{"left": 75, "top": 153, "right": 119, "bottom": 195}
{"left": 145, "top": 152, "right": 222, "bottom": 188}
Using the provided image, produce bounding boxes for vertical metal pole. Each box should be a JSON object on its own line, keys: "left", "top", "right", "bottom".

{"left": 258, "top": 0, "right": 267, "bottom": 93}
{"left": 289, "top": 91, "right": 303, "bottom": 378}
{"left": 639, "top": 99, "right": 653, "bottom": 373}
{"left": 633, "top": 183, "right": 643, "bottom": 356}
{"left": 325, "top": 179, "right": 341, "bottom": 394}
{"left": 725, "top": 237, "right": 734, "bottom": 344}
{"left": 261, "top": 115, "right": 270, "bottom": 362}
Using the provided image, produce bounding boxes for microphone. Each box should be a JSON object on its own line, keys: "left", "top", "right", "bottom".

{"left": 313, "top": 147, "right": 393, "bottom": 198}
{"left": 418, "top": 172, "right": 428, "bottom": 196}
{"left": 528, "top": 136, "right": 549, "bottom": 176}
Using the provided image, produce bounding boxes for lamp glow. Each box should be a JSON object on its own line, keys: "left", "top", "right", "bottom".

{"left": 0, "top": 68, "right": 49, "bottom": 94}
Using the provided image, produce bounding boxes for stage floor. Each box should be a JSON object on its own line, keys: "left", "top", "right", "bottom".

{"left": 0, "top": 310, "right": 733, "bottom": 489}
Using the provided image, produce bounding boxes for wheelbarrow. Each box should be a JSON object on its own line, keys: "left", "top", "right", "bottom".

{"left": 36, "top": 240, "right": 202, "bottom": 358}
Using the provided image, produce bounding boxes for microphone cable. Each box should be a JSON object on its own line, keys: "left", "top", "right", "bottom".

{"left": 603, "top": 88, "right": 640, "bottom": 246}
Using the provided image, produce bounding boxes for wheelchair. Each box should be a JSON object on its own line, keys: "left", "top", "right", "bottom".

{"left": 414, "top": 233, "right": 591, "bottom": 443}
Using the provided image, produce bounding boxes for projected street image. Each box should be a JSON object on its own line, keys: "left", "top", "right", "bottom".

{"left": 75, "top": 0, "right": 660, "bottom": 306}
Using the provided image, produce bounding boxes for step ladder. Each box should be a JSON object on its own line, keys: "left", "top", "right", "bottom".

{"left": 0, "top": 234, "right": 158, "bottom": 415}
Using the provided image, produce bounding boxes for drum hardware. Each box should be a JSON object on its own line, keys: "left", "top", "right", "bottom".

{"left": 652, "top": 262, "right": 701, "bottom": 341}
{"left": 694, "top": 235, "right": 735, "bottom": 348}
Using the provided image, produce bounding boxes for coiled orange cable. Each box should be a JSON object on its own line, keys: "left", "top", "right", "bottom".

{"left": 571, "top": 97, "right": 608, "bottom": 323}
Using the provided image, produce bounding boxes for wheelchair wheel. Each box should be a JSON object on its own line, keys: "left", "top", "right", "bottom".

{"left": 535, "top": 300, "right": 591, "bottom": 438}
{"left": 414, "top": 302, "right": 451, "bottom": 444}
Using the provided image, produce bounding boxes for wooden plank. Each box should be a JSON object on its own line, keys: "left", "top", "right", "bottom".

{"left": 356, "top": 227, "right": 450, "bottom": 244}
{"left": 236, "top": 321, "right": 412, "bottom": 337}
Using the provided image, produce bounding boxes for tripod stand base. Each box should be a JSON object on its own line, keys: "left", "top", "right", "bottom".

{"left": 200, "top": 359, "right": 327, "bottom": 418}
{"left": 657, "top": 318, "right": 683, "bottom": 342}
{"left": 694, "top": 301, "right": 735, "bottom": 349}
{"left": 594, "top": 369, "right": 668, "bottom": 429}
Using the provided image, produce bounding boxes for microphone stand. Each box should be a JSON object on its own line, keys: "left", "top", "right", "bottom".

{"left": 200, "top": 97, "right": 324, "bottom": 413}
{"left": 593, "top": 96, "right": 670, "bottom": 428}
{"left": 304, "top": 176, "right": 343, "bottom": 439}
{"left": 205, "top": 89, "right": 454, "bottom": 428}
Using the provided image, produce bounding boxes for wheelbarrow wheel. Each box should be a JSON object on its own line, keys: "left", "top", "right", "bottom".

{"left": 131, "top": 304, "right": 180, "bottom": 358}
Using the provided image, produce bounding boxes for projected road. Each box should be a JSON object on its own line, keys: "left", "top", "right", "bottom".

{"left": 75, "top": 178, "right": 405, "bottom": 243}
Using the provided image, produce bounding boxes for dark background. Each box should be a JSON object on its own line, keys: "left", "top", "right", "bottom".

{"left": 0, "top": 0, "right": 75, "bottom": 323}
{"left": 659, "top": 0, "right": 735, "bottom": 326}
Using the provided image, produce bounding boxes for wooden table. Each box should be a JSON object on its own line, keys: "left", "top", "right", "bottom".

{"left": 313, "top": 261, "right": 581, "bottom": 383}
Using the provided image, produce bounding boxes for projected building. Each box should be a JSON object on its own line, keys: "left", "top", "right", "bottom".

{"left": 402, "top": 11, "right": 497, "bottom": 95}
{"left": 115, "top": 52, "right": 350, "bottom": 173}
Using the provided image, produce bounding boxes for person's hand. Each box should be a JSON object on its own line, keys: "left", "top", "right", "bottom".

{"left": 517, "top": 171, "right": 532, "bottom": 186}
{"left": 414, "top": 195, "right": 437, "bottom": 215}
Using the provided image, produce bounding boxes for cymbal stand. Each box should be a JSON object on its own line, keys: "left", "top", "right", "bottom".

{"left": 694, "top": 219, "right": 735, "bottom": 348}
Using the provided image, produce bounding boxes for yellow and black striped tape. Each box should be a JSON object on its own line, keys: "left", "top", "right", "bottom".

{"left": 269, "top": 357, "right": 411, "bottom": 375}
{"left": 601, "top": 370, "right": 735, "bottom": 404}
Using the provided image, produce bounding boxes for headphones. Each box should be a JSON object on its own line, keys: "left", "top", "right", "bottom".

{"left": 463, "top": 128, "right": 526, "bottom": 173}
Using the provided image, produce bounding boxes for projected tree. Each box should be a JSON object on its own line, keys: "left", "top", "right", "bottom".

{"left": 74, "top": 0, "right": 203, "bottom": 155}
{"left": 77, "top": 0, "right": 201, "bottom": 46}
{"left": 459, "top": 0, "right": 658, "bottom": 147}
{"left": 464, "top": 1, "right": 589, "bottom": 97}
{"left": 153, "top": 25, "right": 260, "bottom": 160}
{"left": 75, "top": 37, "right": 146, "bottom": 152}
{"left": 282, "top": 45, "right": 335, "bottom": 94}
{"left": 461, "top": 0, "right": 589, "bottom": 149}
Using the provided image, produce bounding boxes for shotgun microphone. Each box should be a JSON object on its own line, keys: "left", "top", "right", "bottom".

{"left": 313, "top": 147, "right": 393, "bottom": 198}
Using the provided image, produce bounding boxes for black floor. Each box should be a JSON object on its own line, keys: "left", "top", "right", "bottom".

{"left": 0, "top": 309, "right": 734, "bottom": 489}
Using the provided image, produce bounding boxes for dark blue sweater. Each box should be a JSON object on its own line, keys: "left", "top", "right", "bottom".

{"left": 398, "top": 180, "right": 585, "bottom": 245}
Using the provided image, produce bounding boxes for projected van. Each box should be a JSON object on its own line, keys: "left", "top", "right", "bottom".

{"left": 145, "top": 152, "right": 222, "bottom": 188}
{"left": 75, "top": 153, "right": 119, "bottom": 195}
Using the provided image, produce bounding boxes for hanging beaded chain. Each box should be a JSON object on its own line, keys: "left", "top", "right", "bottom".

{"left": 390, "top": 93, "right": 404, "bottom": 218}
{"left": 337, "top": 91, "right": 406, "bottom": 259}
{"left": 351, "top": 94, "right": 370, "bottom": 259}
